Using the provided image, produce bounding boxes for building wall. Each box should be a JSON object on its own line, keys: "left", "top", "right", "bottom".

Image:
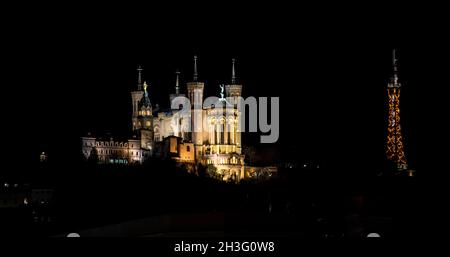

{"left": 245, "top": 166, "right": 278, "bottom": 179}
{"left": 81, "top": 137, "right": 146, "bottom": 164}
{"left": 169, "top": 136, "right": 178, "bottom": 153}
{"left": 177, "top": 141, "right": 195, "bottom": 162}
{"left": 153, "top": 136, "right": 194, "bottom": 163}
{"left": 154, "top": 110, "right": 191, "bottom": 143}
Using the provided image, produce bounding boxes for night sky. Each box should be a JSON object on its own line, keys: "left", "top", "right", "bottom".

{"left": 3, "top": 4, "right": 446, "bottom": 176}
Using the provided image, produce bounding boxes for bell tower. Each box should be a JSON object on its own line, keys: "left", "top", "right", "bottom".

{"left": 169, "top": 70, "right": 186, "bottom": 108}
{"left": 137, "top": 81, "right": 154, "bottom": 151}
{"left": 225, "top": 58, "right": 243, "bottom": 166}
{"left": 186, "top": 55, "right": 204, "bottom": 156}
{"left": 131, "top": 66, "right": 144, "bottom": 132}
{"left": 225, "top": 58, "right": 242, "bottom": 105}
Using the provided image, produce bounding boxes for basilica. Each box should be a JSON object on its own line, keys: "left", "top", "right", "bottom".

{"left": 81, "top": 57, "right": 274, "bottom": 182}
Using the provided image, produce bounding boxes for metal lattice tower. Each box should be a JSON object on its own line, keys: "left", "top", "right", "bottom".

{"left": 386, "top": 50, "right": 408, "bottom": 170}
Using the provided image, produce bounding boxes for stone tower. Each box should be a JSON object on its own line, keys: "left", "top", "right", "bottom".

{"left": 225, "top": 58, "right": 242, "bottom": 155}
{"left": 225, "top": 58, "right": 243, "bottom": 105}
{"left": 186, "top": 55, "right": 204, "bottom": 157}
{"left": 137, "top": 81, "right": 154, "bottom": 151}
{"left": 131, "top": 66, "right": 144, "bottom": 132}
{"left": 169, "top": 70, "right": 186, "bottom": 109}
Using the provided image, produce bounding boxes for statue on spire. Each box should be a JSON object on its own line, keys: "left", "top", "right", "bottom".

{"left": 219, "top": 84, "right": 225, "bottom": 100}
{"left": 143, "top": 81, "right": 149, "bottom": 96}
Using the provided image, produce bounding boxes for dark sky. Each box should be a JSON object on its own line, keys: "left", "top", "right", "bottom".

{"left": 3, "top": 4, "right": 447, "bottom": 174}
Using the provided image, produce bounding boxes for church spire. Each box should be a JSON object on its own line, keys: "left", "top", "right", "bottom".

{"left": 193, "top": 55, "right": 198, "bottom": 82}
{"left": 175, "top": 70, "right": 180, "bottom": 95}
{"left": 137, "top": 65, "right": 143, "bottom": 90}
{"left": 231, "top": 58, "right": 236, "bottom": 84}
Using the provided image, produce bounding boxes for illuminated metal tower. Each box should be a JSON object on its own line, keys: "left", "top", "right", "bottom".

{"left": 386, "top": 50, "right": 408, "bottom": 170}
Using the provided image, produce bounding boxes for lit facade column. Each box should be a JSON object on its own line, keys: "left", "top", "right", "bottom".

{"left": 209, "top": 123, "right": 214, "bottom": 145}
{"left": 224, "top": 118, "right": 228, "bottom": 144}
{"left": 230, "top": 122, "right": 235, "bottom": 144}
{"left": 216, "top": 123, "right": 220, "bottom": 144}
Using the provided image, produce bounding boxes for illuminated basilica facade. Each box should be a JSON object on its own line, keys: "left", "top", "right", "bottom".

{"left": 82, "top": 57, "right": 248, "bottom": 181}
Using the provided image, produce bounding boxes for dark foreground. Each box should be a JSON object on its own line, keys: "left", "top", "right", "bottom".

{"left": 1, "top": 160, "right": 421, "bottom": 238}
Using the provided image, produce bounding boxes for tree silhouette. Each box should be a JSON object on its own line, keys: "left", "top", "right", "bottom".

{"left": 87, "top": 147, "right": 99, "bottom": 164}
